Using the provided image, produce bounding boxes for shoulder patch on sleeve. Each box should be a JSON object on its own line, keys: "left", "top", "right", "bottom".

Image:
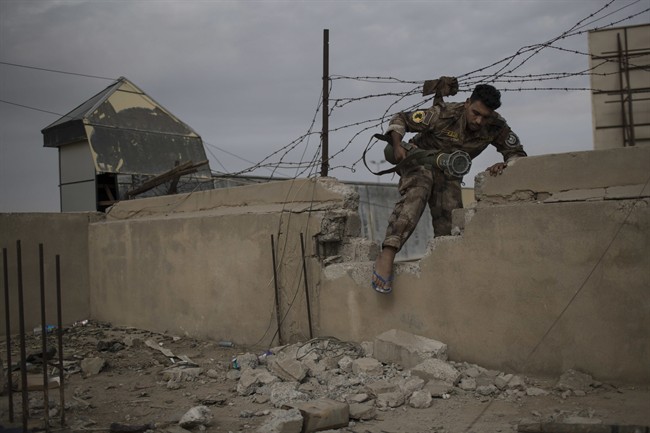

{"left": 412, "top": 111, "right": 425, "bottom": 124}
{"left": 505, "top": 132, "right": 520, "bottom": 148}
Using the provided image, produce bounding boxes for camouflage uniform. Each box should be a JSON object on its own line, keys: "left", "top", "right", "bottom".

{"left": 382, "top": 101, "right": 526, "bottom": 251}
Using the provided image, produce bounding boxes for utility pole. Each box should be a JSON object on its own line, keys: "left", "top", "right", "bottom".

{"left": 320, "top": 29, "right": 329, "bottom": 177}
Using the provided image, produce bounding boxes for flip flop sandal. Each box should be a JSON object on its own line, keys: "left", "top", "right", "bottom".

{"left": 372, "top": 267, "right": 394, "bottom": 294}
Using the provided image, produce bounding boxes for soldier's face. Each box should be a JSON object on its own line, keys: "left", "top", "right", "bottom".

{"left": 464, "top": 99, "right": 493, "bottom": 131}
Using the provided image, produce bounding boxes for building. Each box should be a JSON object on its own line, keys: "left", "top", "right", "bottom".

{"left": 42, "top": 77, "right": 212, "bottom": 212}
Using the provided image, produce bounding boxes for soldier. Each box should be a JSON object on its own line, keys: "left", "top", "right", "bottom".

{"left": 372, "top": 83, "right": 527, "bottom": 294}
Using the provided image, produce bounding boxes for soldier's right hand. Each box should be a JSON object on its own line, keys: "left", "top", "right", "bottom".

{"left": 393, "top": 144, "right": 409, "bottom": 163}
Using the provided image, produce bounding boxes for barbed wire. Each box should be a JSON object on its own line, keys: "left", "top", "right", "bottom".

{"left": 1, "top": 1, "right": 646, "bottom": 184}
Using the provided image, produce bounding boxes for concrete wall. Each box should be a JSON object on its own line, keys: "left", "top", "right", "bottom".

{"left": 0, "top": 213, "right": 100, "bottom": 334}
{"left": 2, "top": 146, "right": 648, "bottom": 384}
{"left": 319, "top": 145, "right": 650, "bottom": 383}
{"left": 87, "top": 178, "right": 366, "bottom": 347}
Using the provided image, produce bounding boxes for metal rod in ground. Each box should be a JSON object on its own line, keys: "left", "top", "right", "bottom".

{"left": 16, "top": 240, "right": 29, "bottom": 431}
{"left": 299, "top": 233, "right": 314, "bottom": 340}
{"left": 39, "top": 243, "right": 50, "bottom": 432}
{"left": 270, "top": 235, "right": 283, "bottom": 346}
{"left": 55, "top": 254, "right": 65, "bottom": 426}
{"left": 3, "top": 247, "right": 14, "bottom": 422}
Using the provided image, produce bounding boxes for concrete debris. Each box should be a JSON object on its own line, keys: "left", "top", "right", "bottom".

{"left": 256, "top": 408, "right": 303, "bottom": 433}
{"left": 80, "top": 356, "right": 106, "bottom": 377}
{"left": 238, "top": 368, "right": 280, "bottom": 396}
{"left": 348, "top": 402, "right": 376, "bottom": 420}
{"left": 162, "top": 366, "right": 203, "bottom": 382}
{"left": 178, "top": 405, "right": 212, "bottom": 429}
{"left": 269, "top": 382, "right": 310, "bottom": 408}
{"left": 3, "top": 321, "right": 624, "bottom": 433}
{"left": 374, "top": 329, "right": 448, "bottom": 368}
{"left": 555, "top": 369, "right": 600, "bottom": 394}
{"left": 268, "top": 356, "right": 308, "bottom": 382}
{"left": 293, "top": 398, "right": 349, "bottom": 433}
{"left": 411, "top": 358, "right": 461, "bottom": 385}
{"left": 408, "top": 390, "right": 433, "bottom": 409}
{"left": 351, "top": 357, "right": 383, "bottom": 376}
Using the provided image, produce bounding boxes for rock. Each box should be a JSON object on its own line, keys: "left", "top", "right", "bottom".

{"left": 345, "top": 393, "right": 369, "bottom": 404}
{"left": 293, "top": 398, "right": 349, "bottom": 433}
{"left": 411, "top": 359, "right": 460, "bottom": 385}
{"left": 365, "top": 379, "right": 400, "bottom": 397}
{"left": 269, "top": 382, "right": 310, "bottom": 408}
{"left": 555, "top": 369, "right": 597, "bottom": 393}
{"left": 80, "top": 357, "right": 106, "bottom": 378}
{"left": 337, "top": 356, "right": 354, "bottom": 373}
{"left": 495, "top": 373, "right": 513, "bottom": 390}
{"left": 476, "top": 384, "right": 498, "bottom": 396}
{"left": 237, "top": 352, "right": 260, "bottom": 370}
{"left": 507, "top": 375, "right": 526, "bottom": 390}
{"left": 360, "top": 341, "right": 374, "bottom": 357}
{"left": 256, "top": 408, "right": 303, "bottom": 433}
{"left": 349, "top": 402, "right": 376, "bottom": 420}
{"left": 374, "top": 329, "right": 448, "bottom": 369}
{"left": 424, "top": 380, "right": 453, "bottom": 397}
{"left": 268, "top": 356, "right": 307, "bottom": 382}
{"left": 526, "top": 387, "right": 549, "bottom": 396}
{"left": 351, "top": 357, "right": 383, "bottom": 376}
{"left": 376, "top": 391, "right": 405, "bottom": 408}
{"left": 399, "top": 376, "right": 425, "bottom": 394}
{"left": 409, "top": 390, "right": 433, "bottom": 408}
{"left": 237, "top": 368, "right": 280, "bottom": 396}
{"left": 162, "top": 367, "right": 203, "bottom": 382}
{"left": 206, "top": 369, "right": 220, "bottom": 379}
{"left": 178, "top": 405, "right": 212, "bottom": 429}
{"left": 458, "top": 377, "right": 477, "bottom": 391}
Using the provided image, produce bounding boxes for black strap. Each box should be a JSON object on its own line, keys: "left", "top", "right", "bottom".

{"left": 362, "top": 133, "right": 438, "bottom": 176}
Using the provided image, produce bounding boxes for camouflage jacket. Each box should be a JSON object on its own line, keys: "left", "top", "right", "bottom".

{"left": 385, "top": 102, "right": 527, "bottom": 162}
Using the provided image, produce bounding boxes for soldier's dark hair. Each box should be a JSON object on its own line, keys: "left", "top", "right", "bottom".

{"left": 470, "top": 84, "right": 501, "bottom": 110}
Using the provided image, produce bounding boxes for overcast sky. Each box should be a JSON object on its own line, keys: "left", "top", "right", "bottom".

{"left": 1, "top": 0, "right": 648, "bottom": 212}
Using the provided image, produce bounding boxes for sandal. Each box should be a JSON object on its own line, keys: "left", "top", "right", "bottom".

{"left": 372, "top": 267, "right": 394, "bottom": 294}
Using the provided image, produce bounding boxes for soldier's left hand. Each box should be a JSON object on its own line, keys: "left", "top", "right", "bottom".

{"left": 487, "top": 162, "right": 507, "bottom": 176}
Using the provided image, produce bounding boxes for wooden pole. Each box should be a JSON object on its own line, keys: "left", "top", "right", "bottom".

{"left": 320, "top": 29, "right": 329, "bottom": 177}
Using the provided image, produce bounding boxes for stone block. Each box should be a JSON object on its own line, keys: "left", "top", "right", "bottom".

{"left": 374, "top": 329, "right": 447, "bottom": 369}
{"left": 411, "top": 359, "right": 460, "bottom": 385}
{"left": 293, "top": 398, "right": 349, "bottom": 433}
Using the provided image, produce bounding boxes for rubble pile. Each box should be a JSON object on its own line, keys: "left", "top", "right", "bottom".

{"left": 224, "top": 329, "right": 607, "bottom": 432}
{"left": 0, "top": 322, "right": 624, "bottom": 433}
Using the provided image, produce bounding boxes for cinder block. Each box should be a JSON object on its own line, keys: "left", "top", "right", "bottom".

{"left": 293, "top": 398, "right": 349, "bottom": 433}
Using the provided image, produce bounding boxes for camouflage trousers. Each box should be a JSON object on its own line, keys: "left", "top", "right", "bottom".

{"left": 382, "top": 164, "right": 462, "bottom": 251}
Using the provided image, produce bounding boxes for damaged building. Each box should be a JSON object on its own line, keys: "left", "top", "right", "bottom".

{"left": 41, "top": 77, "right": 212, "bottom": 212}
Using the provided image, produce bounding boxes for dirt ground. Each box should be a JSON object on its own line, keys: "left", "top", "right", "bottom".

{"left": 1, "top": 321, "right": 649, "bottom": 433}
